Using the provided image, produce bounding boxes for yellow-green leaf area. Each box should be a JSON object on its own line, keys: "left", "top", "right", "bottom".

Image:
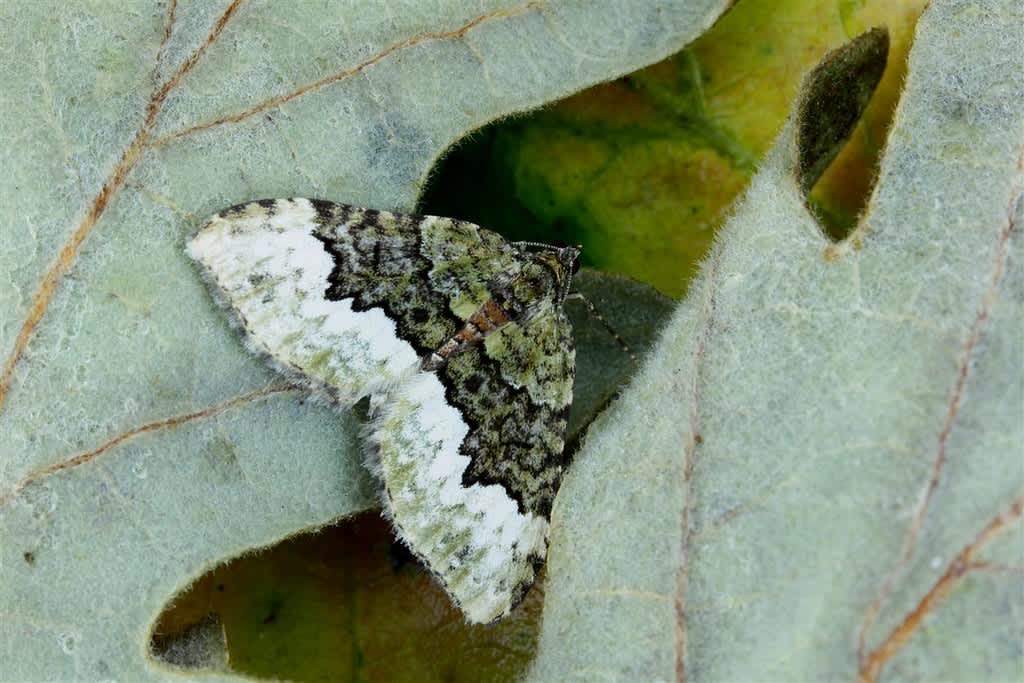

{"left": 424, "top": 0, "right": 928, "bottom": 296}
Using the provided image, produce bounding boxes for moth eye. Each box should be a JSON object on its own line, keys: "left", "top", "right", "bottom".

{"left": 571, "top": 258, "right": 581, "bottom": 275}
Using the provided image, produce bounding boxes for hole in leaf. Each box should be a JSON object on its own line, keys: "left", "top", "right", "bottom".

{"left": 417, "top": 39, "right": 753, "bottom": 301}
{"left": 151, "top": 513, "right": 544, "bottom": 682}
{"left": 798, "top": 27, "right": 891, "bottom": 241}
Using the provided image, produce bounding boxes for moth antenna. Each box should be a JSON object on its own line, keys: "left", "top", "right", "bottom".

{"left": 512, "top": 240, "right": 559, "bottom": 251}
{"left": 560, "top": 268, "right": 573, "bottom": 305}
{"left": 565, "top": 292, "right": 638, "bottom": 366}
{"left": 558, "top": 245, "right": 581, "bottom": 305}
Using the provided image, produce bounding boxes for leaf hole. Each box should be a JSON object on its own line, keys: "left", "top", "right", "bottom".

{"left": 797, "top": 27, "right": 892, "bottom": 242}
{"left": 149, "top": 513, "right": 543, "bottom": 681}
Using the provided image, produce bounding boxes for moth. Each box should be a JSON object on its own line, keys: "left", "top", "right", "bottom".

{"left": 188, "top": 198, "right": 578, "bottom": 623}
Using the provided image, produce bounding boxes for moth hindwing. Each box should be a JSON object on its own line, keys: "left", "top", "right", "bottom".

{"left": 187, "top": 198, "right": 578, "bottom": 623}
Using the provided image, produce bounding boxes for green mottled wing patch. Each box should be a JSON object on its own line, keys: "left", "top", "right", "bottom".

{"left": 312, "top": 202, "right": 518, "bottom": 353}
{"left": 440, "top": 310, "right": 575, "bottom": 519}
{"left": 420, "top": 216, "right": 522, "bottom": 319}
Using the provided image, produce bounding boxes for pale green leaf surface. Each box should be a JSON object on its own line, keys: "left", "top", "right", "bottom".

{"left": 0, "top": 1, "right": 729, "bottom": 680}
{"left": 531, "top": 2, "right": 1023, "bottom": 681}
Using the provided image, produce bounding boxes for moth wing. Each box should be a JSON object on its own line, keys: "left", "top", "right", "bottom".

{"left": 373, "top": 308, "right": 575, "bottom": 623}
{"left": 187, "top": 198, "right": 516, "bottom": 400}
{"left": 190, "top": 197, "right": 573, "bottom": 622}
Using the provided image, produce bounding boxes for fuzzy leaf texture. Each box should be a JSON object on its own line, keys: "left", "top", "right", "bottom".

{"left": 531, "top": 2, "right": 1024, "bottom": 682}
{"left": 0, "top": 1, "right": 729, "bottom": 680}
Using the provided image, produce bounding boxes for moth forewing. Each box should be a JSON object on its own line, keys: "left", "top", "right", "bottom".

{"left": 189, "top": 198, "right": 577, "bottom": 622}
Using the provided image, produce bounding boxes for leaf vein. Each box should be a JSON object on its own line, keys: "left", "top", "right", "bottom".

{"left": 0, "top": 0, "right": 247, "bottom": 413}
{"left": 0, "top": 385, "right": 295, "bottom": 507}
{"left": 857, "top": 145, "right": 1024, "bottom": 670}
{"left": 857, "top": 495, "right": 1024, "bottom": 683}
{"left": 152, "top": 2, "right": 545, "bottom": 146}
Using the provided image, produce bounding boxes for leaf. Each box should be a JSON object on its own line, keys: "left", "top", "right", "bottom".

{"left": 565, "top": 269, "right": 676, "bottom": 446}
{"left": 531, "top": 2, "right": 1023, "bottom": 681}
{"left": 0, "top": 1, "right": 730, "bottom": 680}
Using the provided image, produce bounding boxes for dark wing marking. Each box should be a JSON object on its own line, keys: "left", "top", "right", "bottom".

{"left": 439, "top": 308, "right": 575, "bottom": 519}
{"left": 312, "top": 202, "right": 520, "bottom": 354}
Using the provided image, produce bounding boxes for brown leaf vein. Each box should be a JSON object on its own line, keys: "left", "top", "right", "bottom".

{"left": 857, "top": 149, "right": 1023, "bottom": 660}
{"left": 675, "top": 258, "right": 721, "bottom": 683}
{"left": 858, "top": 496, "right": 1024, "bottom": 683}
{"left": 0, "top": 385, "right": 295, "bottom": 508}
{"left": 152, "top": 2, "right": 544, "bottom": 146}
{"left": 0, "top": 0, "right": 247, "bottom": 413}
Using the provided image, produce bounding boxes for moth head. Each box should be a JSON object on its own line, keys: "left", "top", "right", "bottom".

{"left": 555, "top": 244, "right": 581, "bottom": 304}
{"left": 513, "top": 241, "right": 581, "bottom": 306}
